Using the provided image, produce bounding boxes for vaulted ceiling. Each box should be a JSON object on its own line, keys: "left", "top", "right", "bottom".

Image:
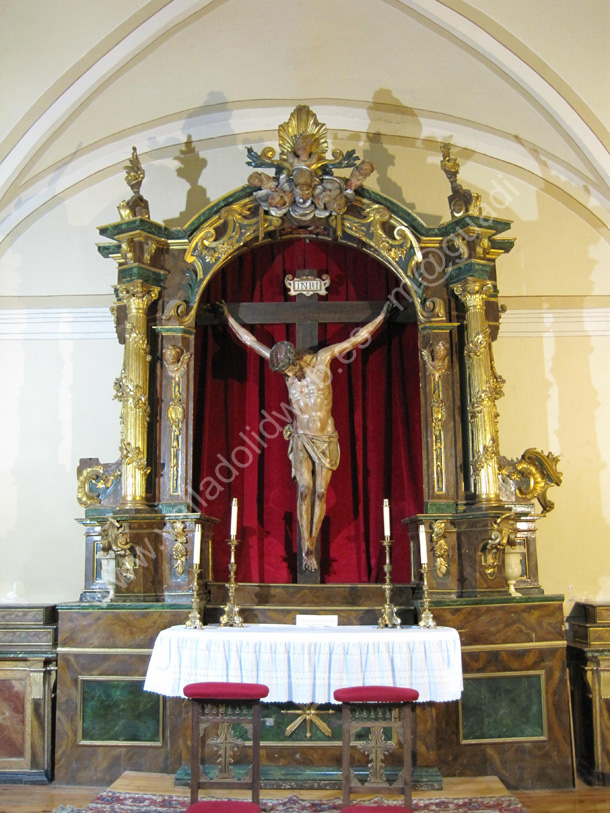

{"left": 1, "top": 0, "right": 609, "bottom": 245}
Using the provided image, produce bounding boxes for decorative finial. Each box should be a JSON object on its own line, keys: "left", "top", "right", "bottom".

{"left": 118, "top": 146, "right": 150, "bottom": 221}
{"left": 440, "top": 143, "right": 481, "bottom": 219}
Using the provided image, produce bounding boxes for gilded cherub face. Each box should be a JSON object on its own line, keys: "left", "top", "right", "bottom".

{"left": 292, "top": 167, "right": 314, "bottom": 199}
{"left": 163, "top": 345, "right": 182, "bottom": 365}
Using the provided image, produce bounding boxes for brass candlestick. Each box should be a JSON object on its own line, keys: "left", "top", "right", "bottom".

{"left": 378, "top": 537, "right": 401, "bottom": 628}
{"left": 220, "top": 536, "right": 243, "bottom": 627}
{"left": 185, "top": 563, "right": 204, "bottom": 630}
{"left": 418, "top": 562, "right": 436, "bottom": 629}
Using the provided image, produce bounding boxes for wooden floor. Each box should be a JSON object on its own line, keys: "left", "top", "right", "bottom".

{"left": 0, "top": 771, "right": 609, "bottom": 812}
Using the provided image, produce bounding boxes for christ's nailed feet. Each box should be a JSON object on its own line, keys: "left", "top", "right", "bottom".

{"left": 303, "top": 548, "right": 318, "bottom": 571}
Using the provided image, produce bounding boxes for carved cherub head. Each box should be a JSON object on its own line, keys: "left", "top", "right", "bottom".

{"left": 347, "top": 160, "right": 374, "bottom": 191}
{"left": 292, "top": 167, "right": 315, "bottom": 201}
{"left": 292, "top": 134, "right": 316, "bottom": 163}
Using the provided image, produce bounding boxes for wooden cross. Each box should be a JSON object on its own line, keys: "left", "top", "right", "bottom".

{"left": 357, "top": 724, "right": 396, "bottom": 785}
{"left": 201, "top": 270, "right": 413, "bottom": 584}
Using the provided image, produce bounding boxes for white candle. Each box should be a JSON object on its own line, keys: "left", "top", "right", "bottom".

{"left": 419, "top": 524, "right": 428, "bottom": 565}
{"left": 193, "top": 525, "right": 201, "bottom": 566}
{"left": 230, "top": 498, "right": 238, "bottom": 538}
{"left": 383, "top": 499, "right": 391, "bottom": 539}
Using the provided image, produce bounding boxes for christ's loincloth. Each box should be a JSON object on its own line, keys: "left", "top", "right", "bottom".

{"left": 283, "top": 424, "right": 340, "bottom": 477}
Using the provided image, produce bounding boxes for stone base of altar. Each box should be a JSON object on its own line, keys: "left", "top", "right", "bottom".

{"left": 54, "top": 591, "right": 573, "bottom": 791}
{"left": 54, "top": 603, "right": 187, "bottom": 786}
{"left": 432, "top": 595, "right": 574, "bottom": 790}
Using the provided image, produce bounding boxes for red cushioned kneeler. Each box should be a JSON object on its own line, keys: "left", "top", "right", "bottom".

{"left": 183, "top": 682, "right": 269, "bottom": 812}
{"left": 333, "top": 685, "right": 419, "bottom": 811}
{"left": 186, "top": 802, "right": 261, "bottom": 813}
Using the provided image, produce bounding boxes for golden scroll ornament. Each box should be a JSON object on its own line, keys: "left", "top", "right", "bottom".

{"left": 431, "top": 520, "right": 449, "bottom": 578}
{"left": 501, "top": 448, "right": 562, "bottom": 514}
{"left": 163, "top": 346, "right": 192, "bottom": 494}
{"left": 100, "top": 517, "right": 136, "bottom": 584}
{"left": 169, "top": 519, "right": 188, "bottom": 576}
{"left": 77, "top": 465, "right": 121, "bottom": 508}
{"left": 421, "top": 341, "right": 450, "bottom": 494}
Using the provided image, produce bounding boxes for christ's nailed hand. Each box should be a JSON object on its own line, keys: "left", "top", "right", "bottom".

{"left": 215, "top": 300, "right": 229, "bottom": 321}
{"left": 382, "top": 299, "right": 398, "bottom": 319}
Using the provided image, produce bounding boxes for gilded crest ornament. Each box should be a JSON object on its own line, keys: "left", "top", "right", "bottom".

{"left": 245, "top": 105, "right": 373, "bottom": 223}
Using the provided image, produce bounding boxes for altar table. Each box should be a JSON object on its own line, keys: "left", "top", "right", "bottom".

{"left": 144, "top": 624, "right": 463, "bottom": 704}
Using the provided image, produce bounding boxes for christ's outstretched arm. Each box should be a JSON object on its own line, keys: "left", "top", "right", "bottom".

{"left": 221, "top": 303, "right": 271, "bottom": 360}
{"left": 319, "top": 300, "right": 394, "bottom": 363}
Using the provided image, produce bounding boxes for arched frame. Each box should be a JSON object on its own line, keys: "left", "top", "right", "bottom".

{"left": 83, "top": 127, "right": 562, "bottom": 601}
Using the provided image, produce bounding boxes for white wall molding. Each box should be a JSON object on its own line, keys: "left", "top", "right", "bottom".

{"left": 499, "top": 307, "right": 610, "bottom": 338}
{"left": 397, "top": 0, "right": 610, "bottom": 191}
{"left": 2, "top": 305, "right": 610, "bottom": 341}
{"left": 0, "top": 307, "right": 116, "bottom": 341}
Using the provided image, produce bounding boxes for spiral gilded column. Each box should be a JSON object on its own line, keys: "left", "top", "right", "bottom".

{"left": 452, "top": 277, "right": 504, "bottom": 504}
{"left": 113, "top": 280, "right": 160, "bottom": 507}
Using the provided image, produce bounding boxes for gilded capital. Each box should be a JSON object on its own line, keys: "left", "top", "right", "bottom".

{"left": 452, "top": 278, "right": 493, "bottom": 310}
{"left": 115, "top": 279, "right": 160, "bottom": 311}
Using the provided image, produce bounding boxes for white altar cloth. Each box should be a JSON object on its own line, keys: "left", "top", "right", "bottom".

{"left": 144, "top": 624, "right": 463, "bottom": 705}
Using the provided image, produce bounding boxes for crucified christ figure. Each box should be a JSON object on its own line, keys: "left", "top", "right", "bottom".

{"left": 219, "top": 300, "right": 394, "bottom": 572}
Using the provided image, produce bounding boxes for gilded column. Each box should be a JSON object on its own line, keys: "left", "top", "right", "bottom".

{"left": 452, "top": 277, "right": 504, "bottom": 503}
{"left": 113, "top": 280, "right": 160, "bottom": 507}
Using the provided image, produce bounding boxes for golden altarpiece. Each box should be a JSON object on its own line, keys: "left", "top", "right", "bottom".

{"left": 55, "top": 107, "right": 572, "bottom": 790}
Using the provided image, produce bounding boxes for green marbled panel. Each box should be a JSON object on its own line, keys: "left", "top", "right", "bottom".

{"left": 460, "top": 672, "right": 546, "bottom": 742}
{"left": 80, "top": 678, "right": 161, "bottom": 744}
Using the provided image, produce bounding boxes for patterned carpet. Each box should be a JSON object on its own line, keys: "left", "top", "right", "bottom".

{"left": 53, "top": 790, "right": 529, "bottom": 812}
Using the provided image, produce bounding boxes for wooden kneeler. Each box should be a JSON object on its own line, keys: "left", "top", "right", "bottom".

{"left": 183, "top": 681, "right": 269, "bottom": 813}
{"left": 333, "top": 685, "right": 419, "bottom": 812}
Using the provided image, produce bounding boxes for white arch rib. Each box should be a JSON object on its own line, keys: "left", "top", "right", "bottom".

{"left": 395, "top": 0, "right": 610, "bottom": 190}
{"left": 1, "top": 0, "right": 609, "bottom": 242}
{"left": 0, "top": 0, "right": 214, "bottom": 201}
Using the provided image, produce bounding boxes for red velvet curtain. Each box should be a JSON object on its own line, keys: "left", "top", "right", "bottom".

{"left": 193, "top": 239, "right": 422, "bottom": 583}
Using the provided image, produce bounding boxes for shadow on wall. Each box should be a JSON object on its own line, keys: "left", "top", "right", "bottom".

{"left": 497, "top": 142, "right": 610, "bottom": 607}
{"left": 363, "top": 88, "right": 444, "bottom": 226}
{"left": 164, "top": 91, "right": 232, "bottom": 228}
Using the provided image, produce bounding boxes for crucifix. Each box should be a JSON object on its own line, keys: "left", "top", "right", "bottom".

{"left": 202, "top": 267, "right": 410, "bottom": 584}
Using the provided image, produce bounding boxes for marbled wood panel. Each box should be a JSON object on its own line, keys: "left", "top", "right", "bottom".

{"left": 206, "top": 583, "right": 414, "bottom": 607}
{"left": 415, "top": 703, "right": 440, "bottom": 769}
{"left": 431, "top": 599, "right": 565, "bottom": 646}
{"left": 0, "top": 627, "right": 56, "bottom": 647}
{"left": 0, "top": 606, "right": 56, "bottom": 625}
{"left": 0, "top": 678, "right": 26, "bottom": 759}
{"left": 58, "top": 607, "right": 186, "bottom": 649}
{"left": 434, "top": 645, "right": 573, "bottom": 790}
{"left": 204, "top": 606, "right": 393, "bottom": 626}
{"left": 261, "top": 744, "right": 341, "bottom": 769}
{"left": 55, "top": 651, "right": 184, "bottom": 786}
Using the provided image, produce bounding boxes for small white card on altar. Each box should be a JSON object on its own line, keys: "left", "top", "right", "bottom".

{"left": 295, "top": 614, "right": 338, "bottom": 627}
